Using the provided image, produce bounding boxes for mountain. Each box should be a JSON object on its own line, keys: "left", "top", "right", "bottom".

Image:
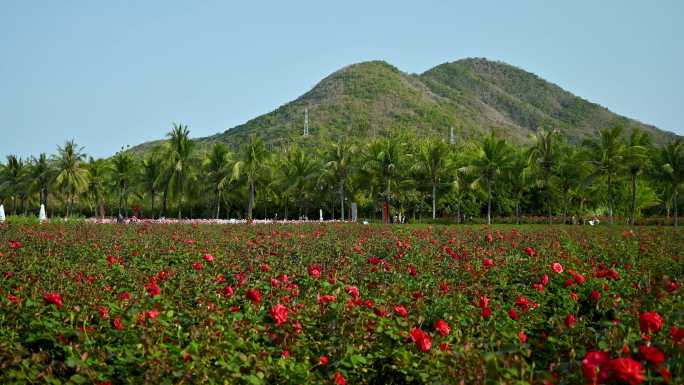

{"left": 129, "top": 58, "right": 678, "bottom": 155}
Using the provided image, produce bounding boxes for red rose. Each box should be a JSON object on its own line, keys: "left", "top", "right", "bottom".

{"left": 144, "top": 278, "right": 160, "bottom": 297}
{"left": 483, "top": 258, "right": 494, "bottom": 267}
{"left": 192, "top": 262, "right": 203, "bottom": 270}
{"left": 638, "top": 345, "right": 665, "bottom": 365}
{"left": 246, "top": 289, "right": 261, "bottom": 304}
{"left": 565, "top": 314, "right": 577, "bottom": 328}
{"left": 318, "top": 295, "right": 336, "bottom": 304}
{"left": 319, "top": 355, "right": 329, "bottom": 365}
{"left": 434, "top": 319, "right": 450, "bottom": 336}
{"left": 223, "top": 285, "right": 234, "bottom": 297}
{"left": 394, "top": 305, "right": 408, "bottom": 318}
{"left": 508, "top": 308, "right": 519, "bottom": 321}
{"left": 478, "top": 295, "right": 490, "bottom": 309}
{"left": 410, "top": 327, "right": 432, "bottom": 352}
{"left": 43, "top": 292, "right": 63, "bottom": 309}
{"left": 333, "top": 371, "right": 346, "bottom": 385}
{"left": 582, "top": 351, "right": 610, "bottom": 383}
{"left": 671, "top": 326, "right": 684, "bottom": 345}
{"left": 551, "top": 262, "right": 563, "bottom": 274}
{"left": 346, "top": 285, "right": 359, "bottom": 299}
{"left": 639, "top": 312, "right": 663, "bottom": 334}
{"left": 203, "top": 253, "right": 214, "bottom": 263}
{"left": 308, "top": 264, "right": 322, "bottom": 279}
{"left": 481, "top": 307, "right": 492, "bottom": 318}
{"left": 112, "top": 316, "right": 124, "bottom": 330}
{"left": 590, "top": 289, "right": 601, "bottom": 301}
{"left": 603, "top": 358, "right": 645, "bottom": 385}
{"left": 518, "top": 330, "right": 527, "bottom": 343}
{"left": 270, "top": 304, "right": 289, "bottom": 326}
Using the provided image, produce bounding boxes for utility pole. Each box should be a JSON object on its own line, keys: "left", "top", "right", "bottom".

{"left": 304, "top": 108, "right": 309, "bottom": 137}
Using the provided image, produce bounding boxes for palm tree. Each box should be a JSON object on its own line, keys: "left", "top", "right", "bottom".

{"left": 413, "top": 138, "right": 450, "bottom": 219}
{"left": 657, "top": 140, "right": 684, "bottom": 226}
{"left": 86, "top": 157, "right": 107, "bottom": 218}
{"left": 28, "top": 153, "right": 54, "bottom": 210}
{"left": 363, "top": 137, "right": 405, "bottom": 223}
{"left": 110, "top": 150, "right": 137, "bottom": 216}
{"left": 556, "top": 145, "right": 590, "bottom": 223}
{"left": 583, "top": 125, "right": 625, "bottom": 224}
{"left": 139, "top": 148, "right": 164, "bottom": 218}
{"left": 323, "top": 140, "right": 356, "bottom": 221}
{"left": 162, "top": 123, "right": 195, "bottom": 218}
{"left": 203, "top": 143, "right": 232, "bottom": 219}
{"left": 0, "top": 155, "right": 26, "bottom": 215}
{"left": 506, "top": 149, "right": 532, "bottom": 224}
{"left": 232, "top": 135, "right": 271, "bottom": 221}
{"left": 53, "top": 140, "right": 89, "bottom": 217}
{"left": 624, "top": 129, "right": 651, "bottom": 225}
{"left": 528, "top": 128, "right": 559, "bottom": 224}
{"left": 460, "top": 133, "right": 513, "bottom": 225}
{"left": 280, "top": 145, "right": 319, "bottom": 218}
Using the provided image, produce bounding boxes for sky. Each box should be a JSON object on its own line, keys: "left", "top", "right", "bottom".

{"left": 1, "top": 0, "right": 682, "bottom": 159}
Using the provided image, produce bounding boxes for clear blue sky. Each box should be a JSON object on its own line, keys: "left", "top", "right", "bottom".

{"left": 1, "top": 1, "right": 682, "bottom": 159}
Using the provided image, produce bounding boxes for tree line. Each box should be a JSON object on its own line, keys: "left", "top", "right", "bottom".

{"left": 1, "top": 123, "right": 683, "bottom": 225}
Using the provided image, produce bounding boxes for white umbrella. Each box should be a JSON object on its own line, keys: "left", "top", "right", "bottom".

{"left": 0, "top": 204, "right": 4, "bottom": 222}
{"left": 39, "top": 204, "right": 47, "bottom": 222}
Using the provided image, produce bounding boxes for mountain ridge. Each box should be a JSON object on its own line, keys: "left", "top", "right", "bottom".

{"left": 129, "top": 58, "right": 679, "bottom": 155}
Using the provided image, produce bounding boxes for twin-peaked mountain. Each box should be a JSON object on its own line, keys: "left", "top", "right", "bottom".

{"left": 129, "top": 58, "right": 678, "bottom": 154}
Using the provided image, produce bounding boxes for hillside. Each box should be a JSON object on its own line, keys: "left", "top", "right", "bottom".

{"left": 129, "top": 58, "right": 678, "bottom": 155}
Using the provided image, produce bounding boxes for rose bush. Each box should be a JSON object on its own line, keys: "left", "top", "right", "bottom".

{"left": 0, "top": 223, "right": 682, "bottom": 384}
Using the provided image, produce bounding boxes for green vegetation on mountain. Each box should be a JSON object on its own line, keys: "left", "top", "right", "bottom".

{"left": 128, "top": 58, "right": 677, "bottom": 155}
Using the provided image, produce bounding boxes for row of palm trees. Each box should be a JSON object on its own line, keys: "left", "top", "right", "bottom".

{"left": 1, "top": 123, "right": 683, "bottom": 225}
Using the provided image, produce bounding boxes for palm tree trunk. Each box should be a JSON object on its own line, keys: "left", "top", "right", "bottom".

{"left": 487, "top": 179, "right": 492, "bottom": 225}
{"left": 340, "top": 181, "right": 345, "bottom": 221}
{"left": 150, "top": 189, "right": 155, "bottom": 219}
{"left": 630, "top": 172, "right": 637, "bottom": 225}
{"left": 432, "top": 182, "right": 437, "bottom": 220}
{"left": 546, "top": 175, "right": 551, "bottom": 225}
{"left": 161, "top": 187, "right": 168, "bottom": 218}
{"left": 247, "top": 182, "right": 255, "bottom": 221}
{"left": 215, "top": 189, "right": 221, "bottom": 219}
{"left": 608, "top": 174, "right": 614, "bottom": 224}
{"left": 674, "top": 188, "right": 679, "bottom": 227}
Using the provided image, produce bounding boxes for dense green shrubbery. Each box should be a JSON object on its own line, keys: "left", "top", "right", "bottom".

{"left": 1, "top": 223, "right": 682, "bottom": 384}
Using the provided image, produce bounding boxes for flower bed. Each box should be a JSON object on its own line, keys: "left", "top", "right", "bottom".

{"left": 0, "top": 223, "right": 682, "bottom": 384}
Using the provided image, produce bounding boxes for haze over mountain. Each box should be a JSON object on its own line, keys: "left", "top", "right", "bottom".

{"left": 130, "top": 58, "right": 678, "bottom": 154}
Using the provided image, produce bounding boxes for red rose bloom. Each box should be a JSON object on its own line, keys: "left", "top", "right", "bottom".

{"left": 518, "top": 330, "right": 527, "bottom": 343}
{"left": 582, "top": 351, "right": 610, "bottom": 383}
{"left": 394, "top": 305, "right": 408, "bottom": 318}
{"left": 481, "top": 307, "right": 492, "bottom": 318}
{"left": 639, "top": 312, "right": 663, "bottom": 334}
{"left": 333, "top": 371, "right": 346, "bottom": 385}
{"left": 551, "top": 262, "right": 563, "bottom": 274}
{"left": 308, "top": 264, "right": 322, "bottom": 279}
{"left": 43, "top": 292, "right": 63, "bottom": 309}
{"left": 203, "top": 253, "right": 214, "bottom": 263}
{"left": 319, "top": 355, "right": 329, "bottom": 365}
{"left": 565, "top": 314, "right": 577, "bottom": 328}
{"left": 410, "top": 327, "right": 432, "bottom": 352}
{"left": 434, "top": 319, "right": 450, "bottom": 336}
{"left": 112, "top": 316, "right": 124, "bottom": 330}
{"left": 246, "top": 289, "right": 261, "bottom": 304}
{"left": 346, "top": 285, "right": 359, "bottom": 299}
{"left": 603, "top": 358, "right": 645, "bottom": 385}
{"left": 508, "top": 308, "right": 519, "bottom": 321}
{"left": 638, "top": 345, "right": 665, "bottom": 366}
{"left": 270, "top": 304, "right": 289, "bottom": 326}
{"left": 483, "top": 258, "right": 494, "bottom": 267}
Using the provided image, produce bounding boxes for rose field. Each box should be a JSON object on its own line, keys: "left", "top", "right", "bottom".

{"left": 0, "top": 223, "right": 683, "bottom": 385}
